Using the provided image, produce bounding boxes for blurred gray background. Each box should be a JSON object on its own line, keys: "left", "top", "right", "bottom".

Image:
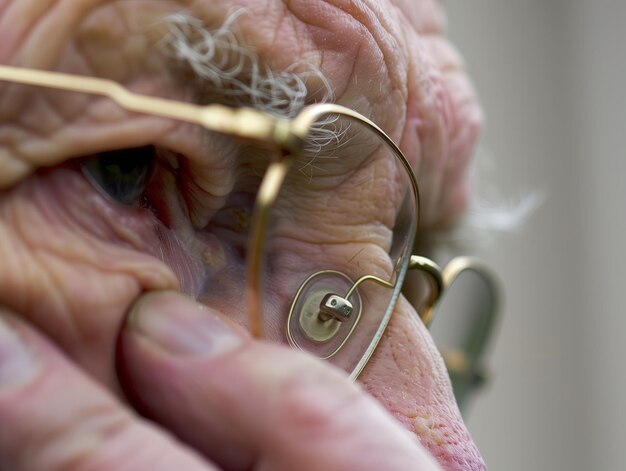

{"left": 445, "top": 1, "right": 626, "bottom": 470}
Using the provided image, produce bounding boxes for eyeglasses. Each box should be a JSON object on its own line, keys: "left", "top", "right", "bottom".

{"left": 0, "top": 65, "right": 500, "bottom": 408}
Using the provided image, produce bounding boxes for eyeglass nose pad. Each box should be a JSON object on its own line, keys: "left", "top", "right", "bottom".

{"left": 427, "top": 256, "right": 501, "bottom": 412}
{"left": 287, "top": 270, "right": 363, "bottom": 358}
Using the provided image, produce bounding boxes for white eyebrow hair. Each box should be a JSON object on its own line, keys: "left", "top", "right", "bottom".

{"left": 161, "top": 9, "right": 344, "bottom": 179}
{"left": 161, "top": 9, "right": 332, "bottom": 118}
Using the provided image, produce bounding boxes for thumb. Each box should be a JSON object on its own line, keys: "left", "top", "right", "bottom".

{"left": 117, "top": 291, "right": 442, "bottom": 471}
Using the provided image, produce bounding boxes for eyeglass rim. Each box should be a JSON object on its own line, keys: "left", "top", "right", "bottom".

{"left": 247, "top": 104, "right": 421, "bottom": 379}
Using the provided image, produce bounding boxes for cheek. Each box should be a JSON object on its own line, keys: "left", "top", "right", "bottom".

{"left": 359, "top": 299, "right": 485, "bottom": 470}
{"left": 0, "top": 167, "right": 179, "bottom": 385}
{"left": 360, "top": 301, "right": 452, "bottom": 426}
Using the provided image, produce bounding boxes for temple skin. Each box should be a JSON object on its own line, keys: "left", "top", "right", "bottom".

{"left": 0, "top": 0, "right": 484, "bottom": 469}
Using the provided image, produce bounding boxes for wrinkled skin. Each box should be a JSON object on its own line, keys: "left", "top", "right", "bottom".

{"left": 0, "top": 0, "right": 483, "bottom": 470}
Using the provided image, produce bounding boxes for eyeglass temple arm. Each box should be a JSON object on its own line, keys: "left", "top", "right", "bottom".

{"left": 0, "top": 65, "right": 300, "bottom": 150}
{"left": 412, "top": 256, "right": 501, "bottom": 412}
{"left": 408, "top": 255, "right": 444, "bottom": 326}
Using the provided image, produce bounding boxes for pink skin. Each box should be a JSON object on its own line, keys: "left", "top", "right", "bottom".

{"left": 0, "top": 0, "right": 484, "bottom": 470}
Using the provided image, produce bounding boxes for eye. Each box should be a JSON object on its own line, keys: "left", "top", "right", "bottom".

{"left": 82, "top": 146, "right": 156, "bottom": 206}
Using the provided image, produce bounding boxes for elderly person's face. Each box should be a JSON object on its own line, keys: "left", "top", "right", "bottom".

{"left": 0, "top": 0, "right": 483, "bottom": 469}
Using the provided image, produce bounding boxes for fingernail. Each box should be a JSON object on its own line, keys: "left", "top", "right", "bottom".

{"left": 128, "top": 291, "right": 244, "bottom": 357}
{"left": 0, "top": 314, "right": 39, "bottom": 387}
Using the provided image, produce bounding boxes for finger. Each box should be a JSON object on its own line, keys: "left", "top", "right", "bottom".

{"left": 0, "top": 307, "right": 216, "bottom": 471}
{"left": 117, "top": 291, "right": 442, "bottom": 471}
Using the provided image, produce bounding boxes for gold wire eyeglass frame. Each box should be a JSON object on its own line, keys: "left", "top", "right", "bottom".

{"left": 0, "top": 66, "right": 499, "bottom": 399}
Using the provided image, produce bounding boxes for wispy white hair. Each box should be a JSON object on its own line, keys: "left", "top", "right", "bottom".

{"left": 430, "top": 149, "right": 543, "bottom": 253}
{"left": 161, "top": 10, "right": 332, "bottom": 117}
{"left": 161, "top": 10, "right": 342, "bottom": 178}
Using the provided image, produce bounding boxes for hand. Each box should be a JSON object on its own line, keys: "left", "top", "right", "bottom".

{"left": 0, "top": 292, "right": 442, "bottom": 470}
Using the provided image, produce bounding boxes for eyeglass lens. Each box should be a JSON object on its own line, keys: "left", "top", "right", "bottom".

{"left": 257, "top": 111, "right": 418, "bottom": 376}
